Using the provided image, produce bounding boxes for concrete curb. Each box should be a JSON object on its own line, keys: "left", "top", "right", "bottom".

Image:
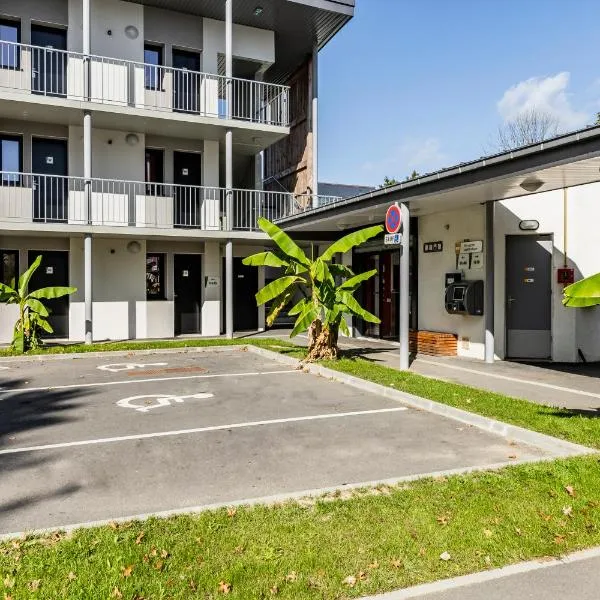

{"left": 359, "top": 546, "right": 600, "bottom": 599}
{"left": 246, "top": 345, "right": 595, "bottom": 458}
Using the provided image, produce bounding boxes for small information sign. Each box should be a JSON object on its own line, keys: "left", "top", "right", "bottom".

{"left": 384, "top": 233, "right": 402, "bottom": 245}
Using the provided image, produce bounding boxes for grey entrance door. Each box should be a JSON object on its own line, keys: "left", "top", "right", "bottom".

{"left": 505, "top": 235, "right": 552, "bottom": 359}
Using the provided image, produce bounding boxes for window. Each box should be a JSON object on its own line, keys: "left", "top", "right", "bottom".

{"left": 0, "top": 134, "right": 22, "bottom": 185}
{"left": 146, "top": 253, "right": 165, "bottom": 300}
{"left": 144, "top": 44, "right": 162, "bottom": 90}
{"left": 0, "top": 19, "right": 20, "bottom": 69}
{"left": 0, "top": 250, "right": 18, "bottom": 289}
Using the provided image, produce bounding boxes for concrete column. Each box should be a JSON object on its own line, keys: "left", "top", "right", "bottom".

{"left": 84, "top": 233, "right": 92, "bottom": 344}
{"left": 202, "top": 241, "right": 221, "bottom": 336}
{"left": 225, "top": 0, "right": 232, "bottom": 118}
{"left": 225, "top": 240, "right": 234, "bottom": 338}
{"left": 399, "top": 204, "right": 410, "bottom": 370}
{"left": 226, "top": 130, "right": 233, "bottom": 230}
{"left": 311, "top": 43, "right": 319, "bottom": 208}
{"left": 258, "top": 266, "right": 266, "bottom": 331}
{"left": 82, "top": 0, "right": 91, "bottom": 100}
{"left": 84, "top": 110, "right": 92, "bottom": 223}
{"left": 485, "top": 201, "right": 495, "bottom": 363}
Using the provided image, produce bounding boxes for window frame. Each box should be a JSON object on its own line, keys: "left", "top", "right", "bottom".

{"left": 143, "top": 43, "right": 163, "bottom": 91}
{"left": 0, "top": 18, "right": 21, "bottom": 70}
{"left": 0, "top": 133, "right": 23, "bottom": 186}
{"left": 0, "top": 249, "right": 19, "bottom": 289}
{"left": 146, "top": 252, "right": 166, "bottom": 300}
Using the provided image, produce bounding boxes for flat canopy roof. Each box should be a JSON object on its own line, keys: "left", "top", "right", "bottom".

{"left": 128, "top": 0, "right": 353, "bottom": 83}
{"left": 281, "top": 125, "right": 600, "bottom": 233}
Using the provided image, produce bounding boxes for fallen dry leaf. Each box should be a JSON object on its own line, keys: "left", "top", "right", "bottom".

{"left": 135, "top": 532, "right": 145, "bottom": 545}
{"left": 269, "top": 585, "right": 279, "bottom": 595}
{"left": 4, "top": 594, "right": 13, "bottom": 600}
{"left": 508, "top": 454, "right": 517, "bottom": 460}
{"left": 357, "top": 571, "right": 367, "bottom": 581}
{"left": 153, "top": 560, "right": 164, "bottom": 572}
{"left": 483, "top": 529, "right": 493, "bottom": 538}
{"left": 436, "top": 514, "right": 451, "bottom": 526}
{"left": 285, "top": 571, "right": 298, "bottom": 582}
{"left": 112, "top": 588, "right": 123, "bottom": 599}
{"left": 3, "top": 576, "right": 14, "bottom": 589}
{"left": 227, "top": 507, "right": 237, "bottom": 518}
{"left": 233, "top": 546, "right": 245, "bottom": 555}
{"left": 27, "top": 580, "right": 41, "bottom": 592}
{"left": 419, "top": 547, "right": 426, "bottom": 556}
{"left": 160, "top": 549, "right": 169, "bottom": 559}
{"left": 565, "top": 485, "right": 576, "bottom": 497}
{"left": 342, "top": 575, "right": 357, "bottom": 587}
{"left": 218, "top": 581, "right": 232, "bottom": 594}
{"left": 439, "top": 551, "right": 452, "bottom": 561}
{"left": 391, "top": 558, "right": 403, "bottom": 569}
{"left": 368, "top": 560, "right": 379, "bottom": 569}
{"left": 121, "top": 565, "right": 134, "bottom": 578}
{"left": 554, "top": 534, "right": 566, "bottom": 545}
{"left": 484, "top": 555, "right": 492, "bottom": 565}
{"left": 515, "top": 527, "right": 523, "bottom": 536}
{"left": 67, "top": 572, "right": 77, "bottom": 581}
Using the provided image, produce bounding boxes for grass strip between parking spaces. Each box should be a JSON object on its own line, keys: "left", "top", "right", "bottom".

{"left": 319, "top": 355, "right": 600, "bottom": 450}
{"left": 1, "top": 456, "right": 600, "bottom": 599}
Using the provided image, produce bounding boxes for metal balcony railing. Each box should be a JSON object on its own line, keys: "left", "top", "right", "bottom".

{"left": 0, "top": 173, "right": 338, "bottom": 231}
{"left": 0, "top": 40, "right": 290, "bottom": 127}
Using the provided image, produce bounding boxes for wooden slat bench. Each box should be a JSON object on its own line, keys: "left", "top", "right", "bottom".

{"left": 409, "top": 330, "right": 458, "bottom": 357}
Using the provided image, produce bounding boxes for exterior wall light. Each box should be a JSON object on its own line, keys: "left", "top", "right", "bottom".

{"left": 520, "top": 177, "right": 544, "bottom": 192}
{"left": 254, "top": 6, "right": 264, "bottom": 16}
{"left": 124, "top": 25, "right": 139, "bottom": 39}
{"left": 125, "top": 133, "right": 139, "bottom": 146}
{"left": 127, "top": 241, "right": 142, "bottom": 254}
{"left": 519, "top": 220, "right": 540, "bottom": 231}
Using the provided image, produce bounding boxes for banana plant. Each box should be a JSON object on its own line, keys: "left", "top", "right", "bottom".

{"left": 0, "top": 255, "right": 77, "bottom": 353}
{"left": 243, "top": 217, "right": 383, "bottom": 360}
{"left": 563, "top": 272, "right": 600, "bottom": 307}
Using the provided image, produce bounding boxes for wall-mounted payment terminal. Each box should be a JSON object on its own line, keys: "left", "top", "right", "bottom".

{"left": 445, "top": 280, "right": 484, "bottom": 316}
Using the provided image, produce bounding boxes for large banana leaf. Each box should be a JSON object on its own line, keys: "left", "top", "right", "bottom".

{"left": 563, "top": 273, "right": 600, "bottom": 307}
{"left": 257, "top": 217, "right": 310, "bottom": 267}
{"left": 266, "top": 289, "right": 294, "bottom": 326}
{"left": 255, "top": 276, "right": 303, "bottom": 306}
{"left": 339, "top": 269, "right": 378, "bottom": 291}
{"left": 18, "top": 255, "right": 42, "bottom": 298}
{"left": 242, "top": 252, "right": 289, "bottom": 268}
{"left": 320, "top": 225, "right": 383, "bottom": 262}
{"left": 28, "top": 286, "right": 77, "bottom": 300}
{"left": 288, "top": 297, "right": 309, "bottom": 316}
{"left": 291, "top": 303, "right": 319, "bottom": 337}
{"left": 328, "top": 263, "right": 355, "bottom": 278}
{"left": 338, "top": 290, "right": 380, "bottom": 323}
{"left": 25, "top": 298, "right": 49, "bottom": 317}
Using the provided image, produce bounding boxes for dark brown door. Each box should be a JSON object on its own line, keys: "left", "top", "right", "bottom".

{"left": 172, "top": 49, "right": 200, "bottom": 113}
{"left": 27, "top": 250, "right": 69, "bottom": 338}
{"left": 380, "top": 253, "right": 394, "bottom": 338}
{"left": 174, "top": 254, "right": 202, "bottom": 335}
{"left": 173, "top": 151, "right": 202, "bottom": 227}
{"left": 145, "top": 148, "right": 164, "bottom": 195}
{"left": 32, "top": 137, "right": 68, "bottom": 222}
{"left": 31, "top": 25, "right": 67, "bottom": 97}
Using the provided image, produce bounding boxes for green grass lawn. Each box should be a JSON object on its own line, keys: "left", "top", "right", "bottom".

{"left": 2, "top": 456, "right": 600, "bottom": 599}
{"left": 1, "top": 338, "right": 599, "bottom": 598}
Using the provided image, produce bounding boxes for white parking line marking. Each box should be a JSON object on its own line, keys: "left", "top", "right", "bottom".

{"left": 420, "top": 359, "right": 600, "bottom": 399}
{"left": 117, "top": 392, "right": 215, "bottom": 413}
{"left": 0, "top": 369, "right": 299, "bottom": 394}
{"left": 97, "top": 362, "right": 168, "bottom": 373}
{"left": 0, "top": 407, "right": 408, "bottom": 455}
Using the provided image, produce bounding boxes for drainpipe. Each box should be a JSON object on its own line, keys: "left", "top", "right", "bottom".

{"left": 83, "top": 0, "right": 92, "bottom": 344}
{"left": 399, "top": 203, "right": 410, "bottom": 370}
{"left": 311, "top": 42, "right": 319, "bottom": 209}
{"left": 563, "top": 188, "right": 568, "bottom": 268}
{"left": 484, "top": 201, "right": 495, "bottom": 363}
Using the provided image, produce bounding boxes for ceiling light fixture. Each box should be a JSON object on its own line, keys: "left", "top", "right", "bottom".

{"left": 124, "top": 25, "right": 139, "bottom": 39}
{"left": 520, "top": 177, "right": 544, "bottom": 193}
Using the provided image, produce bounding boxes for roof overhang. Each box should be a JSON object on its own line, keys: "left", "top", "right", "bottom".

{"left": 281, "top": 126, "right": 600, "bottom": 233}
{"left": 128, "top": 0, "right": 354, "bottom": 83}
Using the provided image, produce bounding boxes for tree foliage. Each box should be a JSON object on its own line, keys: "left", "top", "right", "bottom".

{"left": 243, "top": 218, "right": 383, "bottom": 360}
{"left": 496, "top": 109, "right": 560, "bottom": 151}
{"left": 0, "top": 255, "right": 77, "bottom": 353}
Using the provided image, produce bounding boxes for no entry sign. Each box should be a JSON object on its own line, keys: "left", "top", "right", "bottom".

{"left": 385, "top": 203, "right": 402, "bottom": 234}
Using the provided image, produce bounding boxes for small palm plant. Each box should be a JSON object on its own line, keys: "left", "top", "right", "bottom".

{"left": 243, "top": 217, "right": 383, "bottom": 361}
{"left": 563, "top": 273, "right": 600, "bottom": 308}
{"left": 0, "top": 255, "right": 77, "bottom": 353}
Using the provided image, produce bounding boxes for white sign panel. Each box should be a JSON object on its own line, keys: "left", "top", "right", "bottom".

{"left": 470, "top": 252, "right": 484, "bottom": 269}
{"left": 457, "top": 253, "right": 470, "bottom": 270}
{"left": 206, "top": 276, "right": 220, "bottom": 289}
{"left": 384, "top": 233, "right": 402, "bottom": 245}
{"left": 460, "top": 240, "right": 483, "bottom": 254}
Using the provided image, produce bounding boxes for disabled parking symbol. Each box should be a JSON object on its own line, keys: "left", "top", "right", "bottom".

{"left": 117, "top": 392, "right": 214, "bottom": 413}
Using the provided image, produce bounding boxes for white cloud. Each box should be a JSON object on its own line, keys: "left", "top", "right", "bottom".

{"left": 361, "top": 137, "right": 447, "bottom": 177}
{"left": 497, "top": 72, "right": 589, "bottom": 130}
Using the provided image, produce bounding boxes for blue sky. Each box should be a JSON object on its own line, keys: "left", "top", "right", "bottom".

{"left": 318, "top": 0, "right": 600, "bottom": 187}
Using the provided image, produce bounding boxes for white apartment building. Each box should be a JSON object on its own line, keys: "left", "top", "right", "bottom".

{"left": 0, "top": 0, "right": 353, "bottom": 342}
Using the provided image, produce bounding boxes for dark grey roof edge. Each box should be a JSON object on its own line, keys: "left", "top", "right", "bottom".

{"left": 279, "top": 124, "right": 600, "bottom": 225}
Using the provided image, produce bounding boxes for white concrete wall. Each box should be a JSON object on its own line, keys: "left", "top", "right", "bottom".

{"left": 418, "top": 205, "right": 486, "bottom": 358}
{"left": 0, "top": 0, "right": 68, "bottom": 44}
{"left": 202, "top": 241, "right": 221, "bottom": 335}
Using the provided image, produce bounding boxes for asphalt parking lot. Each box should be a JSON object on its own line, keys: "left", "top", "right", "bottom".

{"left": 0, "top": 348, "right": 551, "bottom": 535}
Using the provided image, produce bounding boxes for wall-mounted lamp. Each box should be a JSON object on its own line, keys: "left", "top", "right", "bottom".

{"left": 519, "top": 219, "right": 540, "bottom": 231}
{"left": 125, "top": 133, "right": 140, "bottom": 146}
{"left": 254, "top": 6, "right": 264, "bottom": 16}
{"left": 127, "top": 241, "right": 141, "bottom": 254}
{"left": 124, "top": 25, "right": 139, "bottom": 39}
{"left": 520, "top": 177, "right": 544, "bottom": 193}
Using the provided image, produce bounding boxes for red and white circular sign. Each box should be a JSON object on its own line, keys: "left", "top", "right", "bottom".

{"left": 385, "top": 204, "right": 402, "bottom": 234}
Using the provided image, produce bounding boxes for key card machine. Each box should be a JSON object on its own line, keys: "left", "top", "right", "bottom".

{"left": 445, "top": 280, "right": 484, "bottom": 316}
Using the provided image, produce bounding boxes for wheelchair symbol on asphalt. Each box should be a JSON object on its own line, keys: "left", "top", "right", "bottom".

{"left": 117, "top": 392, "right": 214, "bottom": 413}
{"left": 98, "top": 362, "right": 168, "bottom": 373}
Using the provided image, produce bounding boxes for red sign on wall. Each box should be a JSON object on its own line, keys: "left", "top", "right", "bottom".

{"left": 385, "top": 204, "right": 402, "bottom": 234}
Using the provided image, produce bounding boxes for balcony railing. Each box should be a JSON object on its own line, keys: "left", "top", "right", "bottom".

{"left": 0, "top": 40, "right": 290, "bottom": 127}
{"left": 0, "top": 173, "right": 338, "bottom": 231}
